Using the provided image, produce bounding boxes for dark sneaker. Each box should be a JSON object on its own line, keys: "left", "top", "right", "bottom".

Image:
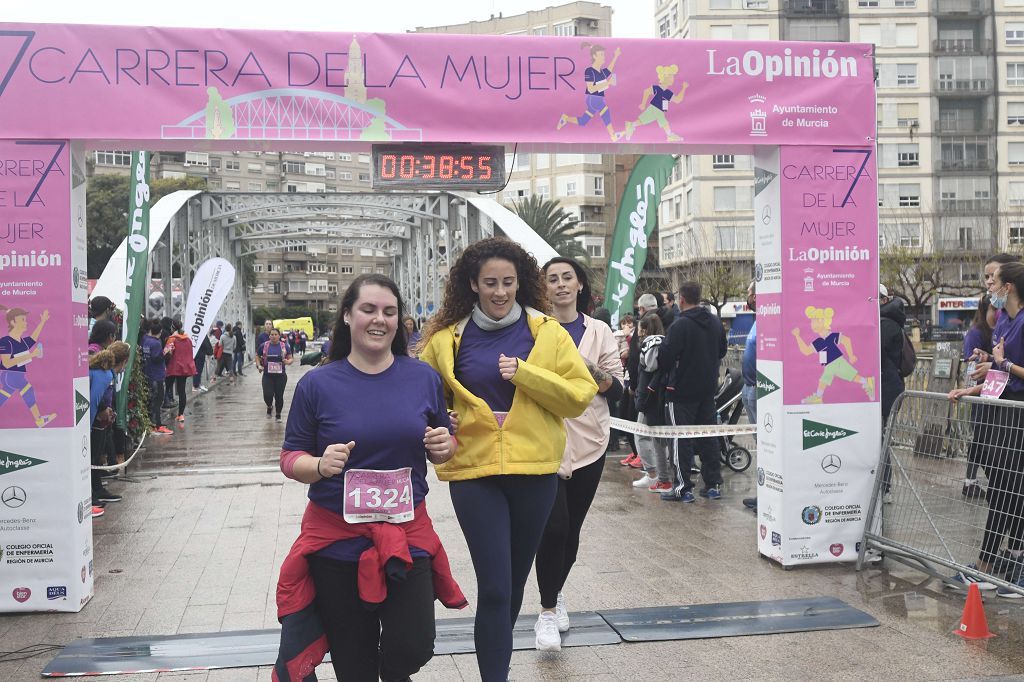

{"left": 660, "top": 490, "right": 682, "bottom": 502}
{"left": 681, "top": 490, "right": 696, "bottom": 503}
{"left": 275, "top": 414, "right": 282, "bottom": 422}
{"left": 706, "top": 486, "right": 722, "bottom": 500}
{"left": 95, "top": 487, "right": 122, "bottom": 503}
{"left": 945, "top": 564, "right": 996, "bottom": 591}
{"left": 742, "top": 497, "right": 758, "bottom": 511}
{"left": 962, "top": 482, "right": 986, "bottom": 500}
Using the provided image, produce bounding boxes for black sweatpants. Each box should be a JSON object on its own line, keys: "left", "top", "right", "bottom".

{"left": 535, "top": 455, "right": 605, "bottom": 608}
{"left": 308, "top": 555, "right": 435, "bottom": 682}
{"left": 449, "top": 474, "right": 557, "bottom": 682}
{"left": 90, "top": 427, "right": 111, "bottom": 495}
{"left": 148, "top": 378, "right": 164, "bottom": 428}
{"left": 262, "top": 372, "right": 287, "bottom": 416}
{"left": 667, "top": 397, "right": 722, "bottom": 492}
{"left": 980, "top": 395, "right": 1024, "bottom": 565}
{"left": 171, "top": 375, "right": 187, "bottom": 417}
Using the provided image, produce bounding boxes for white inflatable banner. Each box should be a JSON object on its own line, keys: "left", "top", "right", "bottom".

{"left": 183, "top": 258, "right": 235, "bottom": 357}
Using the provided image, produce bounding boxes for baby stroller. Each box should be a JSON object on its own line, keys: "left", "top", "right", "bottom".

{"left": 715, "top": 367, "right": 752, "bottom": 472}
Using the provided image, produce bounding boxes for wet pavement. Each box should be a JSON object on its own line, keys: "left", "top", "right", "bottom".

{"left": 2, "top": 364, "right": 1024, "bottom": 680}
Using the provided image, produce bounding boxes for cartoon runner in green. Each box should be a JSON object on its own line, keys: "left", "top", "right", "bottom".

{"left": 557, "top": 43, "right": 623, "bottom": 142}
{"left": 792, "top": 306, "right": 875, "bottom": 404}
{"left": 0, "top": 305, "right": 56, "bottom": 427}
{"left": 622, "top": 65, "right": 689, "bottom": 142}
{"left": 205, "top": 87, "right": 236, "bottom": 140}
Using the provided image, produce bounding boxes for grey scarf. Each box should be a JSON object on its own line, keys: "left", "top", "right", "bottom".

{"left": 472, "top": 301, "right": 523, "bottom": 331}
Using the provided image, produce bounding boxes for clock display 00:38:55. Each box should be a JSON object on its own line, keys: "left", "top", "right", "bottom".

{"left": 378, "top": 153, "right": 494, "bottom": 181}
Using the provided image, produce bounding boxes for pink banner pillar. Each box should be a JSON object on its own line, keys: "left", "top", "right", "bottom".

{"left": 0, "top": 139, "right": 93, "bottom": 612}
{"left": 753, "top": 145, "right": 881, "bottom": 566}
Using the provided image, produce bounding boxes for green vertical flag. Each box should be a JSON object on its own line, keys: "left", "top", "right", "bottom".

{"left": 116, "top": 152, "right": 151, "bottom": 430}
{"left": 604, "top": 155, "right": 676, "bottom": 327}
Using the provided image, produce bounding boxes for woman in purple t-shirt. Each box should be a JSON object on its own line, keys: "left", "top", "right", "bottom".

{"left": 0, "top": 304, "right": 55, "bottom": 428}
{"left": 950, "top": 262, "right": 1024, "bottom": 596}
{"left": 278, "top": 274, "right": 457, "bottom": 681}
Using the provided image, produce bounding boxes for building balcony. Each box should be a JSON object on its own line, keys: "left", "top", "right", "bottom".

{"left": 937, "top": 157, "right": 992, "bottom": 171}
{"left": 783, "top": 0, "right": 845, "bottom": 14}
{"left": 933, "top": 38, "right": 992, "bottom": 54}
{"left": 933, "top": 0, "right": 991, "bottom": 14}
{"left": 935, "top": 238, "right": 993, "bottom": 252}
{"left": 283, "top": 251, "right": 308, "bottom": 262}
{"left": 935, "top": 78, "right": 992, "bottom": 95}
{"left": 937, "top": 198, "right": 993, "bottom": 212}
{"left": 284, "top": 290, "right": 331, "bottom": 302}
{"left": 934, "top": 119, "right": 993, "bottom": 134}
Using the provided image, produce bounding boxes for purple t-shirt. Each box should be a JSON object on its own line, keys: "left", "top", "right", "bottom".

{"left": 283, "top": 355, "right": 450, "bottom": 561}
{"left": 585, "top": 67, "right": 612, "bottom": 96}
{"left": 992, "top": 310, "right": 1024, "bottom": 393}
{"left": 812, "top": 332, "right": 843, "bottom": 365}
{"left": 561, "top": 315, "right": 586, "bottom": 348}
{"left": 650, "top": 85, "right": 674, "bottom": 111}
{"left": 0, "top": 336, "right": 35, "bottom": 372}
{"left": 962, "top": 326, "right": 990, "bottom": 359}
{"left": 455, "top": 316, "right": 535, "bottom": 414}
{"left": 140, "top": 335, "right": 165, "bottom": 382}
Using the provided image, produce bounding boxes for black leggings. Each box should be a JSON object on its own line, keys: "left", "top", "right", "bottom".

{"left": 170, "top": 375, "right": 187, "bottom": 416}
{"left": 449, "top": 474, "right": 558, "bottom": 682}
{"left": 262, "top": 372, "right": 287, "bottom": 416}
{"left": 980, "top": 397, "right": 1024, "bottom": 564}
{"left": 308, "top": 555, "right": 435, "bottom": 682}
{"left": 535, "top": 455, "right": 605, "bottom": 608}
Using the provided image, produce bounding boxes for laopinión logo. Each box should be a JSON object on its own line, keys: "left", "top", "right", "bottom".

{"left": 801, "top": 505, "right": 823, "bottom": 525}
{"left": 802, "top": 419, "right": 857, "bottom": 451}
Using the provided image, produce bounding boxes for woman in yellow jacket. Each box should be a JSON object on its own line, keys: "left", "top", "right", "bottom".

{"left": 419, "top": 237, "right": 597, "bottom": 682}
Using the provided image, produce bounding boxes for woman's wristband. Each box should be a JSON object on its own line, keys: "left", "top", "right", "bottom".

{"left": 316, "top": 457, "right": 324, "bottom": 479}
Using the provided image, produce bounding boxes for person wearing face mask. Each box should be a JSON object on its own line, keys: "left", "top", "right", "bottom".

{"left": 531, "top": 257, "right": 622, "bottom": 652}
{"left": 419, "top": 238, "right": 597, "bottom": 682}
{"left": 274, "top": 274, "right": 465, "bottom": 682}
{"left": 949, "top": 261, "right": 1024, "bottom": 598}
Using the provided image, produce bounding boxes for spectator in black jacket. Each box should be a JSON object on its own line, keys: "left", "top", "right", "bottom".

{"left": 879, "top": 285, "right": 906, "bottom": 422}
{"left": 655, "top": 293, "right": 676, "bottom": 333}
{"left": 658, "top": 282, "right": 727, "bottom": 502}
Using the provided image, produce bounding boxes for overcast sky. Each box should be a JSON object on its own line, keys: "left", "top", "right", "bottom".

{"left": 4, "top": 0, "right": 655, "bottom": 38}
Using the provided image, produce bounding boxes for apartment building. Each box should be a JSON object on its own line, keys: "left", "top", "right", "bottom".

{"left": 654, "top": 0, "right": 1024, "bottom": 323}
{"left": 91, "top": 149, "right": 391, "bottom": 318}
{"left": 417, "top": 2, "right": 631, "bottom": 278}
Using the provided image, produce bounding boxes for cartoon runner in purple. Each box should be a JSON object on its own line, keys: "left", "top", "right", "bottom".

{"left": 557, "top": 43, "right": 623, "bottom": 142}
{"left": 622, "top": 65, "right": 689, "bottom": 142}
{"left": 792, "top": 306, "right": 875, "bottom": 404}
{"left": 0, "top": 305, "right": 56, "bottom": 427}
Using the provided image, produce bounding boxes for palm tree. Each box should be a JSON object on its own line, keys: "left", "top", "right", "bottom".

{"left": 512, "top": 195, "right": 591, "bottom": 262}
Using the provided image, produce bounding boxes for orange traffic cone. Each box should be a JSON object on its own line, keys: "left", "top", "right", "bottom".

{"left": 954, "top": 582, "right": 995, "bottom": 639}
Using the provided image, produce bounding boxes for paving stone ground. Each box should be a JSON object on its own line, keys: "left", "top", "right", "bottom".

{"left": 2, "top": 364, "right": 1023, "bottom": 681}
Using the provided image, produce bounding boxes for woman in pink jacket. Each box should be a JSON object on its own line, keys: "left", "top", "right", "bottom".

{"left": 164, "top": 319, "right": 196, "bottom": 424}
{"left": 532, "top": 256, "right": 624, "bottom": 652}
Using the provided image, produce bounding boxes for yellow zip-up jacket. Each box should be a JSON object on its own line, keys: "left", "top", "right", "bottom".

{"left": 420, "top": 307, "right": 598, "bottom": 481}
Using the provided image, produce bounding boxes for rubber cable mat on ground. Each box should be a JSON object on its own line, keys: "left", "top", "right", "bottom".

{"left": 599, "top": 596, "right": 879, "bottom": 642}
{"left": 41, "top": 599, "right": 877, "bottom": 676}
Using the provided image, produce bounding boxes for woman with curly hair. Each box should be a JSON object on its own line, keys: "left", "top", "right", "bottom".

{"left": 419, "top": 237, "right": 598, "bottom": 681}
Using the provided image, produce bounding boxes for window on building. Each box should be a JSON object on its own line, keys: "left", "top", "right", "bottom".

{"left": 1009, "top": 63, "right": 1024, "bottom": 87}
{"left": 184, "top": 152, "right": 209, "bottom": 167}
{"left": 224, "top": 180, "right": 240, "bottom": 190}
{"left": 658, "top": 18, "right": 671, "bottom": 38}
{"left": 713, "top": 155, "right": 735, "bottom": 170}
{"left": 858, "top": 0, "right": 879, "bottom": 6}
{"left": 283, "top": 161, "right": 303, "bottom": 174}
{"left": 746, "top": 0, "right": 768, "bottom": 8}
{"left": 859, "top": 24, "right": 881, "bottom": 45}
{"left": 714, "top": 187, "right": 736, "bottom": 211}
{"left": 1010, "top": 182, "right": 1024, "bottom": 205}
{"left": 895, "top": 24, "right": 917, "bottom": 47}
{"left": 341, "top": 247, "right": 354, "bottom": 255}
{"left": 341, "top": 265, "right": 354, "bottom": 274}
{"left": 270, "top": 282, "right": 281, "bottom": 294}
{"left": 361, "top": 266, "right": 372, "bottom": 274}
{"left": 894, "top": 0, "right": 915, "bottom": 6}
{"left": 897, "top": 102, "right": 919, "bottom": 127}
{"left": 247, "top": 162, "right": 262, "bottom": 173}
{"left": 787, "top": 19, "right": 841, "bottom": 42}
{"left": 959, "top": 226, "right": 974, "bottom": 249}
{"left": 1011, "top": 222, "right": 1024, "bottom": 245}
{"left": 358, "top": 173, "right": 370, "bottom": 182}
{"left": 1010, "top": 142, "right": 1024, "bottom": 165}
{"left": 554, "top": 21, "right": 575, "bottom": 36}
{"left": 686, "top": 188, "right": 694, "bottom": 216}
{"left": 746, "top": 25, "right": 770, "bottom": 41}
{"left": 896, "top": 64, "right": 917, "bottom": 87}
{"left": 565, "top": 181, "right": 577, "bottom": 197}
{"left": 267, "top": 263, "right": 280, "bottom": 273}
{"left": 536, "top": 183, "right": 550, "bottom": 199}
{"left": 248, "top": 182, "right": 262, "bottom": 191}
{"left": 593, "top": 176, "right": 604, "bottom": 196}
{"left": 287, "top": 244, "right": 306, "bottom": 252}
{"left": 1010, "top": 102, "right": 1024, "bottom": 125}
{"left": 328, "top": 264, "right": 338, "bottom": 274}
{"left": 710, "top": 25, "right": 732, "bottom": 41}
{"left": 327, "top": 246, "right": 339, "bottom": 255}
{"left": 328, "top": 284, "right": 339, "bottom": 294}
{"left": 94, "top": 151, "right": 132, "bottom": 166}
{"left": 338, "top": 153, "right": 352, "bottom": 161}
{"left": 1007, "top": 23, "right": 1024, "bottom": 46}
{"left": 358, "top": 154, "right": 370, "bottom": 164}
{"left": 225, "top": 160, "right": 240, "bottom": 171}
{"left": 253, "top": 263, "right": 264, "bottom": 273}
{"left": 897, "top": 144, "right": 919, "bottom": 167}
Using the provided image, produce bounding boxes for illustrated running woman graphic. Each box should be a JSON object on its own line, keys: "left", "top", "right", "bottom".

{"left": 622, "top": 65, "right": 689, "bottom": 142}
{"left": 0, "top": 305, "right": 56, "bottom": 427}
{"left": 791, "top": 306, "right": 875, "bottom": 404}
{"left": 557, "top": 43, "right": 624, "bottom": 142}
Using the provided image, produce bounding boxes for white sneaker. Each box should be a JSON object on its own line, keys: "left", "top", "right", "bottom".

{"left": 534, "top": 612, "right": 561, "bottom": 651}
{"left": 555, "top": 592, "right": 570, "bottom": 632}
{"left": 198, "top": 385, "right": 209, "bottom": 393}
{"left": 632, "top": 473, "right": 656, "bottom": 488}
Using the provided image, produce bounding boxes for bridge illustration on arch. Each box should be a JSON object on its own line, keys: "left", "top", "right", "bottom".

{"left": 161, "top": 88, "right": 424, "bottom": 142}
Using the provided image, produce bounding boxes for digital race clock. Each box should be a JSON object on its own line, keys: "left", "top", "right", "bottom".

{"left": 371, "top": 144, "right": 506, "bottom": 191}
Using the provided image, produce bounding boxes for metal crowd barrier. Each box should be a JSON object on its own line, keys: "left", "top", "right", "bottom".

{"left": 858, "top": 390, "right": 1024, "bottom": 598}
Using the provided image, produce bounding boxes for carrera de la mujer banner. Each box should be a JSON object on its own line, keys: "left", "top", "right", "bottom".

{"left": 0, "top": 25, "right": 875, "bottom": 150}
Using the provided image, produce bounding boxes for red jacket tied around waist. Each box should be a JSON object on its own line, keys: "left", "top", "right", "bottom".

{"left": 272, "top": 501, "right": 467, "bottom": 682}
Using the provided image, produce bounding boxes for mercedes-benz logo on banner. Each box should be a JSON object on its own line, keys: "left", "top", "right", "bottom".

{"left": 2, "top": 486, "right": 26, "bottom": 509}
{"left": 821, "top": 454, "right": 842, "bottom": 474}
{"left": 763, "top": 413, "right": 774, "bottom": 434}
